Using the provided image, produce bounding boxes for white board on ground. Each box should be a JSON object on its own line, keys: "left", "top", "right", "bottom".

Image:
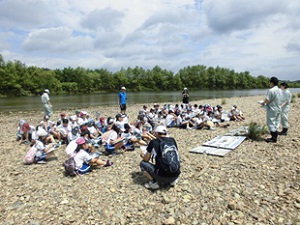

{"left": 202, "top": 136, "right": 246, "bottom": 150}
{"left": 190, "top": 146, "right": 232, "bottom": 157}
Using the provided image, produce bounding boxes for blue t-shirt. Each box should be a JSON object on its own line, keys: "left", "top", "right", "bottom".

{"left": 118, "top": 92, "right": 127, "bottom": 104}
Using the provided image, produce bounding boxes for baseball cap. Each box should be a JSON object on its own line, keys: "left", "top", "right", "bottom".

{"left": 70, "top": 115, "right": 77, "bottom": 120}
{"left": 44, "top": 89, "right": 50, "bottom": 93}
{"left": 76, "top": 137, "right": 87, "bottom": 145}
{"left": 22, "top": 123, "right": 30, "bottom": 132}
{"left": 81, "top": 125, "right": 88, "bottom": 132}
{"left": 121, "top": 86, "right": 126, "bottom": 90}
{"left": 155, "top": 125, "right": 167, "bottom": 134}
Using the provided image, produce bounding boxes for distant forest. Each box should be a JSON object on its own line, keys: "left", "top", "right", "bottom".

{"left": 0, "top": 54, "right": 299, "bottom": 97}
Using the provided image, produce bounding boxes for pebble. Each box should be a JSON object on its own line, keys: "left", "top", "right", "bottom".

{"left": 163, "top": 216, "right": 176, "bottom": 225}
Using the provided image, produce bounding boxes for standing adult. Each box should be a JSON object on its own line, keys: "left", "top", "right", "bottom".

{"left": 260, "top": 77, "right": 281, "bottom": 143}
{"left": 182, "top": 87, "right": 189, "bottom": 105}
{"left": 41, "top": 89, "right": 53, "bottom": 117}
{"left": 279, "top": 82, "right": 292, "bottom": 135}
{"left": 140, "top": 125, "right": 180, "bottom": 190}
{"left": 118, "top": 86, "right": 127, "bottom": 114}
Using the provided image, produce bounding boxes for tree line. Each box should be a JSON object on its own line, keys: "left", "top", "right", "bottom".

{"left": 0, "top": 54, "right": 299, "bottom": 97}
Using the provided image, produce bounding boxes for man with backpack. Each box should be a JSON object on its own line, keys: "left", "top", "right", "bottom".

{"left": 140, "top": 125, "right": 180, "bottom": 190}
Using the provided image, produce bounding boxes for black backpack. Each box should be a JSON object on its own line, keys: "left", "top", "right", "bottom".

{"left": 157, "top": 137, "right": 180, "bottom": 174}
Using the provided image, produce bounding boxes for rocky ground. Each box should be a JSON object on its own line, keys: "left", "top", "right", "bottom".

{"left": 0, "top": 94, "right": 299, "bottom": 225}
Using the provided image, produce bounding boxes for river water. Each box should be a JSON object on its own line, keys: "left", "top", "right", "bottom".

{"left": 1, "top": 89, "right": 300, "bottom": 112}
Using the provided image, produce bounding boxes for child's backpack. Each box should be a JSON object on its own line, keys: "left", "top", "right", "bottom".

{"left": 23, "top": 145, "right": 37, "bottom": 164}
{"left": 63, "top": 157, "right": 78, "bottom": 176}
{"left": 157, "top": 137, "right": 180, "bottom": 175}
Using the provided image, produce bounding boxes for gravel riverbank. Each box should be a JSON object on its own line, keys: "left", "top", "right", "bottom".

{"left": 1, "top": 95, "right": 300, "bottom": 225}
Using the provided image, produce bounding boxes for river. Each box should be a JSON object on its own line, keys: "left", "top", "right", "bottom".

{"left": 1, "top": 89, "right": 300, "bottom": 112}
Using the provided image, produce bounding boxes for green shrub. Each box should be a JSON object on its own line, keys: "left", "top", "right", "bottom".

{"left": 297, "top": 93, "right": 300, "bottom": 98}
{"left": 291, "top": 94, "right": 296, "bottom": 103}
{"left": 246, "top": 122, "right": 269, "bottom": 141}
{"left": 221, "top": 99, "right": 226, "bottom": 105}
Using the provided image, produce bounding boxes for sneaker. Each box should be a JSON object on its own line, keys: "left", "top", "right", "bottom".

{"left": 209, "top": 126, "right": 216, "bottom": 130}
{"left": 170, "top": 178, "right": 179, "bottom": 187}
{"left": 53, "top": 143, "right": 60, "bottom": 148}
{"left": 24, "top": 140, "right": 31, "bottom": 144}
{"left": 144, "top": 181, "right": 160, "bottom": 190}
{"left": 37, "top": 160, "right": 47, "bottom": 164}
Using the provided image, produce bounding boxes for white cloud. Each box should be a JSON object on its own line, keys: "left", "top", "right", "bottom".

{"left": 0, "top": 0, "right": 299, "bottom": 81}
{"left": 22, "top": 27, "right": 94, "bottom": 54}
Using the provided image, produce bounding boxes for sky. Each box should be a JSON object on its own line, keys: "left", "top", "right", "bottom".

{"left": 0, "top": 0, "right": 299, "bottom": 81}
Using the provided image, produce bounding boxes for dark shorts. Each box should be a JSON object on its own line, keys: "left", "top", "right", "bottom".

{"left": 105, "top": 143, "right": 115, "bottom": 153}
{"left": 140, "top": 161, "right": 178, "bottom": 186}
{"left": 120, "top": 104, "right": 126, "bottom": 111}
{"left": 182, "top": 97, "right": 189, "bottom": 104}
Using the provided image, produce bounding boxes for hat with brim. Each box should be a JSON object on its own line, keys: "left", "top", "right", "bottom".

{"left": 76, "top": 137, "right": 87, "bottom": 145}
{"left": 22, "top": 123, "right": 30, "bottom": 132}
{"left": 155, "top": 125, "right": 167, "bottom": 134}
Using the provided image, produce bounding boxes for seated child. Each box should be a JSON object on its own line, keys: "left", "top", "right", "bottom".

{"left": 34, "top": 128, "right": 57, "bottom": 163}
{"left": 73, "top": 137, "right": 113, "bottom": 174}
{"left": 104, "top": 124, "right": 125, "bottom": 154}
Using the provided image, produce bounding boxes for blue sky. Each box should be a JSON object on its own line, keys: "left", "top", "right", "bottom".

{"left": 0, "top": 0, "right": 299, "bottom": 81}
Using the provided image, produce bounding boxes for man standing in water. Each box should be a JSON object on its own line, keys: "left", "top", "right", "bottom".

{"left": 118, "top": 86, "right": 127, "bottom": 114}
{"left": 260, "top": 77, "right": 281, "bottom": 143}
{"left": 41, "top": 89, "right": 53, "bottom": 117}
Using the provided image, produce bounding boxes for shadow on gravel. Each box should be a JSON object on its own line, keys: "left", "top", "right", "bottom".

{"left": 130, "top": 171, "right": 147, "bottom": 186}
{"left": 130, "top": 171, "right": 173, "bottom": 192}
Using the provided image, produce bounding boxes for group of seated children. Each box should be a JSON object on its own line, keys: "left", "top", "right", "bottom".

{"left": 135, "top": 103, "right": 244, "bottom": 131}
{"left": 18, "top": 101, "right": 244, "bottom": 173}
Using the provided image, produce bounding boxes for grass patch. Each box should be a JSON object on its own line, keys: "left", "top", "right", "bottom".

{"left": 291, "top": 94, "right": 296, "bottom": 103}
{"left": 246, "top": 122, "right": 269, "bottom": 141}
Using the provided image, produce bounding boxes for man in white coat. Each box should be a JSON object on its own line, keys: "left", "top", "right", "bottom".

{"left": 260, "top": 77, "right": 281, "bottom": 143}
{"left": 41, "top": 89, "right": 53, "bottom": 117}
{"left": 279, "top": 82, "right": 292, "bottom": 135}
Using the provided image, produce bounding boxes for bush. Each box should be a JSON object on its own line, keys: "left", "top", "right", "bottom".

{"left": 297, "top": 93, "right": 300, "bottom": 98}
{"left": 246, "top": 122, "right": 269, "bottom": 141}
{"left": 291, "top": 94, "right": 296, "bottom": 103}
{"left": 221, "top": 99, "right": 226, "bottom": 105}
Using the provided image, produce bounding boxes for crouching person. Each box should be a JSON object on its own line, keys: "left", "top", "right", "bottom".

{"left": 140, "top": 125, "right": 180, "bottom": 190}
